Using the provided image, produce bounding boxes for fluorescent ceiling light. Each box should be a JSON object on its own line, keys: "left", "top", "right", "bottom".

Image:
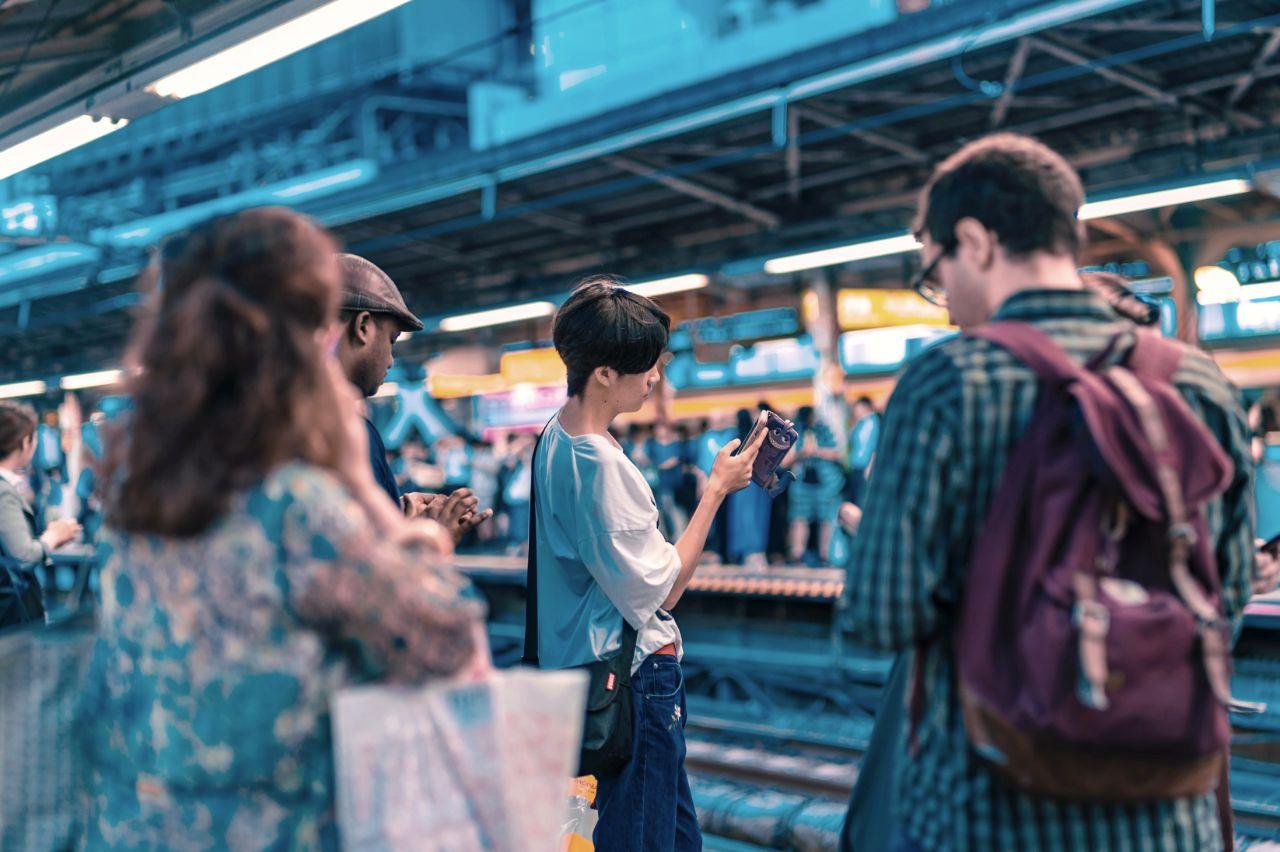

{"left": 60, "top": 369, "right": 123, "bottom": 390}
{"left": 755, "top": 177, "right": 1252, "bottom": 278}
{"left": 1079, "top": 178, "right": 1251, "bottom": 220}
{"left": 0, "top": 243, "right": 99, "bottom": 286}
{"left": 149, "top": 0, "right": 413, "bottom": 99}
{"left": 270, "top": 163, "right": 373, "bottom": 200}
{"left": 93, "top": 159, "right": 376, "bottom": 248}
{"left": 622, "top": 274, "right": 710, "bottom": 298}
{"left": 1194, "top": 265, "right": 1241, "bottom": 305}
{"left": 0, "top": 380, "right": 46, "bottom": 399}
{"left": 439, "top": 301, "right": 556, "bottom": 333}
{"left": 0, "top": 116, "right": 127, "bottom": 181}
{"left": 1194, "top": 264, "right": 1280, "bottom": 306}
{"left": 764, "top": 234, "right": 921, "bottom": 274}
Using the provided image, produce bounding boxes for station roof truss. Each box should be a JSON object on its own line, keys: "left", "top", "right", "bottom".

{"left": 3, "top": 0, "right": 1280, "bottom": 380}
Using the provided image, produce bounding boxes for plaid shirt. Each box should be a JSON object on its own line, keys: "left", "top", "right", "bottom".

{"left": 846, "top": 290, "right": 1255, "bottom": 852}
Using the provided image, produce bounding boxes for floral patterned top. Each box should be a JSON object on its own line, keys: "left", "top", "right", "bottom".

{"left": 81, "top": 462, "right": 484, "bottom": 851}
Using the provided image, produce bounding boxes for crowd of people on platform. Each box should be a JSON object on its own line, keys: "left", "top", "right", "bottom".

{"left": 377, "top": 398, "right": 880, "bottom": 567}
{"left": 2, "top": 131, "right": 1280, "bottom": 852}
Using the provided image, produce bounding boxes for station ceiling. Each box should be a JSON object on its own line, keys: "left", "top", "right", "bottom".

{"left": 2, "top": 0, "right": 1279, "bottom": 381}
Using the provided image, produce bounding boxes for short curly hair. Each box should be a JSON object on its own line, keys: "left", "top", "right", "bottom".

{"left": 914, "top": 133, "right": 1085, "bottom": 259}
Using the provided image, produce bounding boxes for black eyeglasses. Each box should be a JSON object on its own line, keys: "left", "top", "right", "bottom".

{"left": 910, "top": 247, "right": 951, "bottom": 308}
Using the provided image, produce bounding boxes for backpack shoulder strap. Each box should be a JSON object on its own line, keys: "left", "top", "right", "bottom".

{"left": 966, "top": 321, "right": 1085, "bottom": 385}
{"left": 1125, "top": 329, "right": 1184, "bottom": 384}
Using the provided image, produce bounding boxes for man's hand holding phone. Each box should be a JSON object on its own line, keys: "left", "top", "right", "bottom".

{"left": 1254, "top": 535, "right": 1280, "bottom": 598}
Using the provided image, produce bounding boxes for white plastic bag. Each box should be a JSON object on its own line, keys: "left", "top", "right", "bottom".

{"left": 333, "top": 668, "right": 587, "bottom": 852}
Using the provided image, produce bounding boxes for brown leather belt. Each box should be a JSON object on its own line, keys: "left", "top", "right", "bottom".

{"left": 653, "top": 643, "right": 677, "bottom": 656}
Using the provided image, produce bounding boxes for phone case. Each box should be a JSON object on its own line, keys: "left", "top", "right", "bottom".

{"left": 738, "top": 411, "right": 800, "bottom": 490}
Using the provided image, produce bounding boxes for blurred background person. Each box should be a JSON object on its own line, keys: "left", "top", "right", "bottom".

{"left": 438, "top": 433, "right": 473, "bottom": 495}
{"left": 0, "top": 401, "right": 81, "bottom": 628}
{"left": 727, "top": 407, "right": 772, "bottom": 570}
{"left": 845, "top": 395, "right": 880, "bottom": 507}
{"left": 650, "top": 420, "right": 689, "bottom": 539}
{"left": 694, "top": 411, "right": 738, "bottom": 564}
{"left": 674, "top": 422, "right": 702, "bottom": 532}
{"left": 503, "top": 433, "right": 534, "bottom": 556}
{"left": 468, "top": 437, "right": 502, "bottom": 546}
{"left": 84, "top": 208, "right": 487, "bottom": 850}
{"left": 786, "top": 405, "right": 843, "bottom": 564}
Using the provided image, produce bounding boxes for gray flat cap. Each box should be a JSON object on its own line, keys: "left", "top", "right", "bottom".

{"left": 336, "top": 254, "right": 424, "bottom": 332}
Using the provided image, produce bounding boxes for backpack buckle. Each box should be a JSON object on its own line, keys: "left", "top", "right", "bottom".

{"left": 1168, "top": 523, "right": 1197, "bottom": 546}
{"left": 1072, "top": 599, "right": 1111, "bottom": 634}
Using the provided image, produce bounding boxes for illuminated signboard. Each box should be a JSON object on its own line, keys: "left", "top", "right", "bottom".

{"left": 832, "top": 289, "right": 948, "bottom": 330}
{"left": 665, "top": 335, "right": 817, "bottom": 390}
{"left": 1224, "top": 241, "right": 1280, "bottom": 285}
{"left": 0, "top": 196, "right": 57, "bottom": 239}
{"left": 1200, "top": 298, "right": 1280, "bottom": 342}
{"left": 1126, "top": 277, "right": 1178, "bottom": 338}
{"left": 730, "top": 336, "right": 818, "bottom": 383}
{"left": 1080, "top": 260, "right": 1153, "bottom": 279}
{"left": 839, "top": 325, "right": 955, "bottom": 375}
{"left": 475, "top": 384, "right": 568, "bottom": 429}
{"left": 1196, "top": 242, "right": 1280, "bottom": 342}
{"left": 667, "top": 307, "right": 798, "bottom": 352}
{"left": 499, "top": 346, "right": 567, "bottom": 385}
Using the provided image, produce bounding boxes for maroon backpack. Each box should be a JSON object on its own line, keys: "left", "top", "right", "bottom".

{"left": 952, "top": 321, "right": 1236, "bottom": 802}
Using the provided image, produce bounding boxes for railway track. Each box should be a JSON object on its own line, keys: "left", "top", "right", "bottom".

{"left": 686, "top": 711, "right": 1280, "bottom": 848}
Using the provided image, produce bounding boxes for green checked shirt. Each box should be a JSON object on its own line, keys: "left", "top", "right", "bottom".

{"left": 846, "top": 289, "right": 1255, "bottom": 852}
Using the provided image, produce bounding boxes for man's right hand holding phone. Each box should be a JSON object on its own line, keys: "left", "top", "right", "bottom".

{"left": 1254, "top": 537, "right": 1280, "bottom": 598}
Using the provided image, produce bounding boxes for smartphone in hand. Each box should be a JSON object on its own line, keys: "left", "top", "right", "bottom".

{"left": 735, "top": 410, "right": 799, "bottom": 490}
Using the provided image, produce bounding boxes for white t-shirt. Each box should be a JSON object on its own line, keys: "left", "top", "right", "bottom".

{"left": 531, "top": 415, "right": 683, "bottom": 673}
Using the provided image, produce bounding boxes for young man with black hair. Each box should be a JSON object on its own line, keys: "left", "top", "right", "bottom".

{"left": 333, "top": 254, "right": 491, "bottom": 543}
{"left": 531, "top": 277, "right": 765, "bottom": 851}
{"left": 844, "top": 134, "right": 1254, "bottom": 851}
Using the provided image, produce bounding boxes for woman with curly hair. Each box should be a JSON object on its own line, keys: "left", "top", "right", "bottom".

{"left": 84, "top": 207, "right": 486, "bottom": 850}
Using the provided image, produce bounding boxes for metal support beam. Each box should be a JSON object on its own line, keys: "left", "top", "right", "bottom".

{"left": 1029, "top": 34, "right": 1177, "bottom": 106}
{"left": 1086, "top": 217, "right": 1145, "bottom": 245}
{"left": 0, "top": 36, "right": 112, "bottom": 73}
{"left": 786, "top": 107, "right": 801, "bottom": 203}
{"left": 604, "top": 154, "right": 780, "bottom": 230}
{"left": 991, "top": 39, "right": 1031, "bottom": 128}
{"left": 501, "top": 189, "right": 601, "bottom": 242}
{"left": 795, "top": 105, "right": 928, "bottom": 163}
{"left": 480, "top": 180, "right": 497, "bottom": 221}
{"left": 1031, "top": 32, "right": 1264, "bottom": 128}
{"left": 772, "top": 100, "right": 788, "bottom": 149}
{"left": 1228, "top": 29, "right": 1280, "bottom": 105}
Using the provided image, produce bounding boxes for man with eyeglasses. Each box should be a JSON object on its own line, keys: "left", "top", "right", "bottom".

{"left": 842, "top": 133, "right": 1254, "bottom": 851}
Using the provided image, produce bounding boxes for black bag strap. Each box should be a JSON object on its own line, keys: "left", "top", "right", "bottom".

{"left": 523, "top": 416, "right": 639, "bottom": 670}
{"left": 522, "top": 423, "right": 548, "bottom": 666}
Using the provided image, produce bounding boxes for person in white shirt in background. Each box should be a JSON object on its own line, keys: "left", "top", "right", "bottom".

{"left": 0, "top": 401, "right": 80, "bottom": 628}
{"left": 531, "top": 277, "right": 764, "bottom": 851}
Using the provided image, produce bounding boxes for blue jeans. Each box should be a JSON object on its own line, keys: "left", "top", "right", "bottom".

{"left": 594, "top": 654, "right": 701, "bottom": 852}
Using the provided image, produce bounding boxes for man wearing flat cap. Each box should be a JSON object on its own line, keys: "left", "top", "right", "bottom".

{"left": 335, "top": 253, "right": 491, "bottom": 542}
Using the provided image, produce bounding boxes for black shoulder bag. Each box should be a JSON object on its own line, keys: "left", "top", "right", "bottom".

{"left": 523, "top": 425, "right": 637, "bottom": 778}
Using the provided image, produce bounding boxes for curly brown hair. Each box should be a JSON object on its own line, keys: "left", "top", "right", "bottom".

{"left": 100, "top": 207, "right": 350, "bottom": 536}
